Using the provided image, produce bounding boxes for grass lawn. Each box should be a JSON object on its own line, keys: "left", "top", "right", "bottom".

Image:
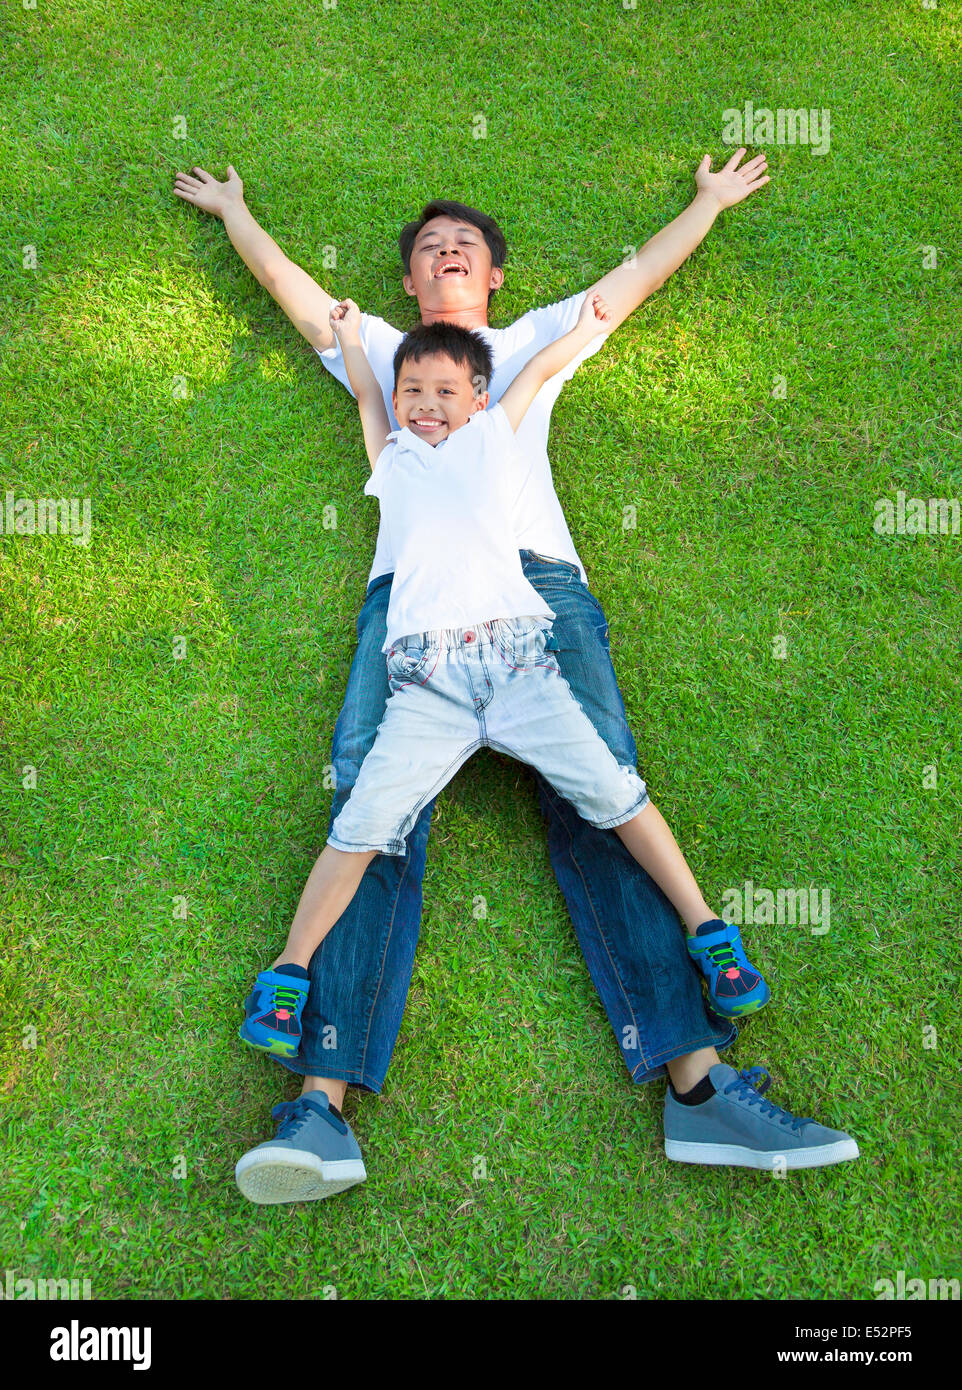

{"left": 1, "top": 0, "right": 960, "bottom": 1300}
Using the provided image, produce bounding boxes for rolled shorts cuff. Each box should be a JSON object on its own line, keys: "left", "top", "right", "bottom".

{"left": 326, "top": 832, "right": 405, "bottom": 858}
{"left": 586, "top": 780, "right": 649, "bottom": 831}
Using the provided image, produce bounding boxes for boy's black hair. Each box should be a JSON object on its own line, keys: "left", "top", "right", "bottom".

{"left": 398, "top": 199, "right": 507, "bottom": 304}
{"left": 392, "top": 321, "right": 494, "bottom": 396}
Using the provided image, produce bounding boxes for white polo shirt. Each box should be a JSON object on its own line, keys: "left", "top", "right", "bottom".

{"left": 364, "top": 403, "right": 555, "bottom": 651}
{"left": 316, "top": 290, "right": 610, "bottom": 587}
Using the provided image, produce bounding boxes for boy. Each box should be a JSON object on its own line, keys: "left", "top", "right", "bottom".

{"left": 238, "top": 291, "right": 770, "bottom": 1066}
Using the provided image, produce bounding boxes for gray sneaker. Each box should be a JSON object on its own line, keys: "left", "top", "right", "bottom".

{"left": 664, "top": 1063, "right": 859, "bottom": 1170}
{"left": 235, "top": 1090, "right": 367, "bottom": 1204}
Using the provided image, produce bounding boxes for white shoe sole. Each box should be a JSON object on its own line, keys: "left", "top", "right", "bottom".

{"left": 665, "top": 1137, "right": 860, "bottom": 1169}
{"left": 235, "top": 1149, "right": 367, "bottom": 1204}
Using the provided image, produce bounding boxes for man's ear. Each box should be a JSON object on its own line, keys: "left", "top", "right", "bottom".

{"left": 401, "top": 273, "right": 418, "bottom": 298}
{"left": 488, "top": 266, "right": 505, "bottom": 292}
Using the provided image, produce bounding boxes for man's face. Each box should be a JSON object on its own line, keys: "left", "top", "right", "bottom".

{"left": 392, "top": 352, "right": 489, "bottom": 445}
{"left": 402, "top": 215, "right": 504, "bottom": 310}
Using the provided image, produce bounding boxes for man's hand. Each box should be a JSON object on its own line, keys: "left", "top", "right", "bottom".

{"left": 173, "top": 164, "right": 245, "bottom": 220}
{"left": 330, "top": 298, "right": 363, "bottom": 347}
{"left": 694, "top": 148, "right": 770, "bottom": 210}
{"left": 583, "top": 150, "right": 771, "bottom": 332}
{"left": 173, "top": 163, "right": 338, "bottom": 352}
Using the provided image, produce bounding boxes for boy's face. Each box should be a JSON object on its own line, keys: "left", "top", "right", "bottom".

{"left": 392, "top": 353, "right": 489, "bottom": 446}
{"left": 402, "top": 215, "right": 504, "bottom": 312}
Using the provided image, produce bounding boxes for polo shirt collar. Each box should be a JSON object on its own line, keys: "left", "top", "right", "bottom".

{"left": 389, "top": 424, "right": 452, "bottom": 461}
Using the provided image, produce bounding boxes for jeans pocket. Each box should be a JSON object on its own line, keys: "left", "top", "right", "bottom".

{"left": 386, "top": 643, "right": 431, "bottom": 686}
{"left": 549, "top": 587, "right": 610, "bottom": 653}
{"left": 498, "top": 616, "right": 545, "bottom": 638}
{"left": 493, "top": 619, "right": 557, "bottom": 670}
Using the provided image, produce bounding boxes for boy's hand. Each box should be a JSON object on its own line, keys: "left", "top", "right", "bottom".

{"left": 695, "top": 149, "right": 770, "bottom": 209}
{"left": 577, "top": 289, "right": 612, "bottom": 333}
{"left": 173, "top": 164, "right": 245, "bottom": 219}
{"left": 330, "top": 298, "right": 362, "bottom": 344}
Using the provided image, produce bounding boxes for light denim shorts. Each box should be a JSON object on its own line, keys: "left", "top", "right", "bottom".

{"left": 327, "top": 616, "right": 649, "bottom": 856}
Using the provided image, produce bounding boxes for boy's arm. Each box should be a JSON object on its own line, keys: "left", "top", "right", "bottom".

{"left": 173, "top": 164, "right": 338, "bottom": 352}
{"left": 498, "top": 292, "right": 612, "bottom": 432}
{"left": 329, "top": 300, "right": 392, "bottom": 469}
{"left": 582, "top": 149, "right": 770, "bottom": 333}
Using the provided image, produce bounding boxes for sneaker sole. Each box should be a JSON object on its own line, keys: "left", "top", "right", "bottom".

{"left": 238, "top": 1024, "right": 299, "bottom": 1058}
{"left": 716, "top": 996, "right": 769, "bottom": 1018}
{"left": 235, "top": 1149, "right": 367, "bottom": 1204}
{"left": 664, "top": 1137, "right": 859, "bottom": 1170}
{"left": 711, "top": 981, "right": 772, "bottom": 1018}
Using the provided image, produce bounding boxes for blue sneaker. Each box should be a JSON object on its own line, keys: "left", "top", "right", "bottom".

{"left": 665, "top": 1063, "right": 860, "bottom": 1170}
{"left": 235, "top": 1090, "right": 367, "bottom": 1204}
{"left": 239, "top": 964, "right": 310, "bottom": 1058}
{"left": 687, "top": 919, "right": 770, "bottom": 1016}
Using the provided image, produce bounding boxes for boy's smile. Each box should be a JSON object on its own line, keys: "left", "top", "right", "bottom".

{"left": 392, "top": 351, "right": 489, "bottom": 445}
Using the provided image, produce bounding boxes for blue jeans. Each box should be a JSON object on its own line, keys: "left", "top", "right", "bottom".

{"left": 272, "top": 552, "right": 736, "bottom": 1092}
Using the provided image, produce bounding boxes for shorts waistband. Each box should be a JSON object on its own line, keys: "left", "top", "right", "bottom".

{"left": 391, "top": 616, "right": 550, "bottom": 652}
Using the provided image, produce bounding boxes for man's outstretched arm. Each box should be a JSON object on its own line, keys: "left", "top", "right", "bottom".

{"left": 173, "top": 164, "right": 337, "bottom": 352}
{"left": 584, "top": 148, "right": 769, "bottom": 333}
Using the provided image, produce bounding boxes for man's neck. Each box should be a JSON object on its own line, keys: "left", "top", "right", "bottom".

{"left": 417, "top": 301, "right": 491, "bottom": 331}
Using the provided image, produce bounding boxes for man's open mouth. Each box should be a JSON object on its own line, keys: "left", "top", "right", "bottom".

{"left": 435, "top": 263, "right": 468, "bottom": 277}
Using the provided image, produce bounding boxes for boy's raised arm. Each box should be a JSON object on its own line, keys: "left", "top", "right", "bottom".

{"left": 498, "top": 292, "right": 612, "bottom": 433}
{"left": 329, "top": 300, "right": 392, "bottom": 470}
{"left": 173, "top": 164, "right": 338, "bottom": 352}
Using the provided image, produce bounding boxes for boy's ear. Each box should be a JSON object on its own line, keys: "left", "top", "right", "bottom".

{"left": 470, "top": 373, "right": 490, "bottom": 411}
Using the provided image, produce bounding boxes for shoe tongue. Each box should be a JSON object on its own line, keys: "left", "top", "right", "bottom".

{"left": 695, "top": 919, "right": 727, "bottom": 936}
{"left": 709, "top": 1063, "right": 740, "bottom": 1088}
{"left": 300, "top": 1090, "right": 330, "bottom": 1113}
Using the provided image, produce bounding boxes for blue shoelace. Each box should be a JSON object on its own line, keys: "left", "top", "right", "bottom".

{"left": 270, "top": 1097, "right": 345, "bottom": 1139}
{"left": 270, "top": 1100, "right": 312, "bottom": 1140}
{"left": 725, "top": 1067, "right": 813, "bottom": 1131}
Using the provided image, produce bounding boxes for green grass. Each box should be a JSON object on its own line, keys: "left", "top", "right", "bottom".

{"left": 1, "top": 0, "right": 960, "bottom": 1300}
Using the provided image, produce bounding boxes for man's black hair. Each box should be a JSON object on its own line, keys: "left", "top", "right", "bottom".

{"left": 398, "top": 199, "right": 507, "bottom": 304}
{"left": 392, "top": 321, "right": 494, "bottom": 395}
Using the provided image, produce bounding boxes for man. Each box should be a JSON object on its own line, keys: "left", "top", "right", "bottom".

{"left": 174, "top": 152, "right": 858, "bottom": 1201}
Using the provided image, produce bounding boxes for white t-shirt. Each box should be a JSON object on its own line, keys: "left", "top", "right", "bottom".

{"left": 364, "top": 403, "right": 555, "bottom": 651}
{"left": 315, "top": 290, "right": 609, "bottom": 587}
